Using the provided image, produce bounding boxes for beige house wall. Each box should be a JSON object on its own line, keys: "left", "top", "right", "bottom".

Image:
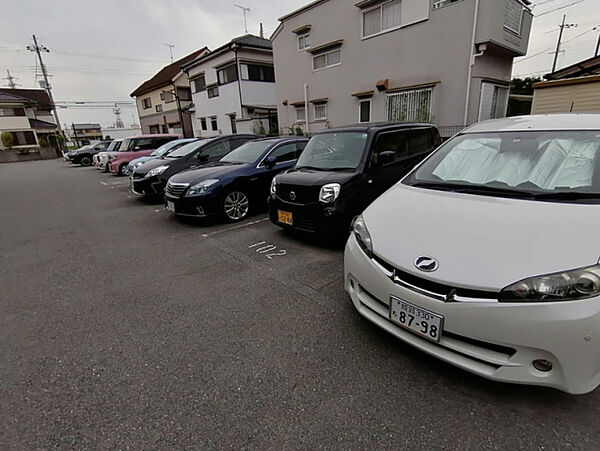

{"left": 532, "top": 80, "right": 600, "bottom": 114}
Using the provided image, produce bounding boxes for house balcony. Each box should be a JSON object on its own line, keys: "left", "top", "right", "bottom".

{"left": 475, "top": 0, "right": 533, "bottom": 57}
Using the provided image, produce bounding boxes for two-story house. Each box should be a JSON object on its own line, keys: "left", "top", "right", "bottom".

{"left": 272, "top": 0, "right": 532, "bottom": 137}
{"left": 68, "top": 123, "right": 103, "bottom": 145}
{"left": 131, "top": 47, "right": 209, "bottom": 137}
{"left": 0, "top": 88, "right": 58, "bottom": 149}
{"left": 181, "top": 35, "right": 277, "bottom": 137}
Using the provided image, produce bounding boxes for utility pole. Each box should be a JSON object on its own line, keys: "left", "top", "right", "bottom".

{"left": 27, "top": 35, "right": 63, "bottom": 135}
{"left": 595, "top": 28, "right": 600, "bottom": 56}
{"left": 260, "top": 23, "right": 264, "bottom": 39}
{"left": 71, "top": 123, "right": 80, "bottom": 149}
{"left": 551, "top": 15, "right": 577, "bottom": 73}
{"left": 163, "top": 43, "right": 175, "bottom": 62}
{"left": 235, "top": 4, "right": 250, "bottom": 34}
{"left": 3, "top": 70, "right": 20, "bottom": 88}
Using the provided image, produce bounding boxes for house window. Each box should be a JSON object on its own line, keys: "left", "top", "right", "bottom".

{"left": 192, "top": 74, "right": 206, "bottom": 92}
{"left": 0, "top": 107, "right": 26, "bottom": 116}
{"left": 433, "top": 0, "right": 462, "bottom": 9}
{"left": 210, "top": 117, "right": 218, "bottom": 131}
{"left": 362, "top": 0, "right": 401, "bottom": 38}
{"left": 207, "top": 86, "right": 219, "bottom": 98}
{"left": 295, "top": 106, "right": 306, "bottom": 122}
{"left": 155, "top": 105, "right": 163, "bottom": 112}
{"left": 240, "top": 64, "right": 275, "bottom": 82}
{"left": 314, "top": 104, "right": 327, "bottom": 120}
{"left": 200, "top": 117, "right": 207, "bottom": 131}
{"left": 142, "top": 97, "right": 152, "bottom": 109}
{"left": 387, "top": 87, "right": 433, "bottom": 122}
{"left": 313, "top": 48, "right": 341, "bottom": 71}
{"left": 161, "top": 91, "right": 174, "bottom": 103}
{"left": 298, "top": 33, "right": 310, "bottom": 51}
{"left": 504, "top": 0, "right": 523, "bottom": 35}
{"left": 11, "top": 131, "right": 37, "bottom": 145}
{"left": 229, "top": 115, "right": 237, "bottom": 134}
{"left": 217, "top": 64, "right": 238, "bottom": 85}
{"left": 359, "top": 99, "right": 371, "bottom": 123}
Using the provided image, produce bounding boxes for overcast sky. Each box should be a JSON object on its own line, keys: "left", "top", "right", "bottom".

{"left": 1, "top": 0, "right": 598, "bottom": 129}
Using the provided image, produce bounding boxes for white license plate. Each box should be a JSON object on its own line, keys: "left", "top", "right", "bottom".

{"left": 389, "top": 296, "right": 444, "bottom": 343}
{"left": 166, "top": 201, "right": 175, "bottom": 212}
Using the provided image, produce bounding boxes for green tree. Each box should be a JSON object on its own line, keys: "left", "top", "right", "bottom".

{"left": 507, "top": 77, "right": 541, "bottom": 117}
{"left": 1, "top": 131, "right": 14, "bottom": 149}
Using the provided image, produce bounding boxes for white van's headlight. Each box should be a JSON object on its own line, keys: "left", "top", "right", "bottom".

{"left": 186, "top": 179, "right": 219, "bottom": 196}
{"left": 319, "top": 183, "right": 341, "bottom": 203}
{"left": 501, "top": 265, "right": 600, "bottom": 302}
{"left": 270, "top": 176, "right": 278, "bottom": 198}
{"left": 147, "top": 165, "right": 169, "bottom": 177}
{"left": 352, "top": 215, "right": 372, "bottom": 257}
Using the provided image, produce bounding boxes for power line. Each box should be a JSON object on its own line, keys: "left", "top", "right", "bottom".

{"left": 515, "top": 25, "right": 598, "bottom": 63}
{"left": 535, "top": 0, "right": 585, "bottom": 17}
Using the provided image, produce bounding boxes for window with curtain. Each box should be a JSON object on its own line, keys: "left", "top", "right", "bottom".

{"left": 362, "top": 0, "right": 402, "bottom": 38}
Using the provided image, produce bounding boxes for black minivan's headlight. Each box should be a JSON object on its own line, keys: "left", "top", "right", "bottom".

{"left": 319, "top": 183, "right": 341, "bottom": 204}
{"left": 352, "top": 215, "right": 373, "bottom": 257}
{"left": 500, "top": 265, "right": 600, "bottom": 302}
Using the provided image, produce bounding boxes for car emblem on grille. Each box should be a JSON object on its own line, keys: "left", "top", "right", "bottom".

{"left": 289, "top": 191, "right": 296, "bottom": 201}
{"left": 414, "top": 256, "right": 439, "bottom": 272}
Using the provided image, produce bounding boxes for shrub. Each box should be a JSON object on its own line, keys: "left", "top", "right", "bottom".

{"left": 38, "top": 137, "right": 49, "bottom": 148}
{"left": 1, "top": 131, "right": 14, "bottom": 149}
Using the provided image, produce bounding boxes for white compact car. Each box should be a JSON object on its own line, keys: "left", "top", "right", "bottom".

{"left": 95, "top": 139, "right": 123, "bottom": 170}
{"left": 345, "top": 114, "right": 600, "bottom": 394}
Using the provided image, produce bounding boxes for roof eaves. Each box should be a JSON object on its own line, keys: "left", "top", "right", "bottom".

{"left": 278, "top": 0, "right": 329, "bottom": 21}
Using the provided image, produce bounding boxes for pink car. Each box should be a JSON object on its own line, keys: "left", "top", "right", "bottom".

{"left": 108, "top": 134, "right": 180, "bottom": 175}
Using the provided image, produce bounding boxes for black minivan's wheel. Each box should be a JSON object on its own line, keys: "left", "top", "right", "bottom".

{"left": 118, "top": 163, "right": 128, "bottom": 176}
{"left": 80, "top": 155, "right": 92, "bottom": 166}
{"left": 222, "top": 190, "right": 250, "bottom": 222}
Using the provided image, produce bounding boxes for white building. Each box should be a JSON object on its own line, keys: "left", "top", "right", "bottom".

{"left": 182, "top": 35, "right": 278, "bottom": 137}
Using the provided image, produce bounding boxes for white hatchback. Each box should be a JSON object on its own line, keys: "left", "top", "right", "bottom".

{"left": 345, "top": 114, "right": 600, "bottom": 394}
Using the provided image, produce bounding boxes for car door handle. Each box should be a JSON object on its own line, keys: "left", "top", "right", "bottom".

{"left": 250, "top": 177, "right": 258, "bottom": 181}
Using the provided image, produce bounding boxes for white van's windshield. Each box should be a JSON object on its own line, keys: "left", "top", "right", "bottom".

{"left": 295, "top": 132, "right": 368, "bottom": 170}
{"left": 406, "top": 131, "right": 600, "bottom": 202}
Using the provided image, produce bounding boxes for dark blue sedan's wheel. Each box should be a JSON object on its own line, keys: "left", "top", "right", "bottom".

{"left": 222, "top": 190, "right": 249, "bottom": 222}
{"left": 80, "top": 155, "right": 92, "bottom": 166}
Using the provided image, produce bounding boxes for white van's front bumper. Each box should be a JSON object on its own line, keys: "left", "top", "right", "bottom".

{"left": 344, "top": 234, "right": 600, "bottom": 394}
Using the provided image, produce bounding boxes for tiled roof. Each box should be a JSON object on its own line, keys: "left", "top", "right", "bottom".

{"left": 73, "top": 123, "right": 101, "bottom": 130}
{"left": 182, "top": 35, "right": 272, "bottom": 70}
{"left": 29, "top": 118, "right": 57, "bottom": 129}
{"left": 130, "top": 47, "right": 209, "bottom": 97}
{"left": 0, "top": 88, "right": 52, "bottom": 109}
{"left": 545, "top": 55, "right": 600, "bottom": 80}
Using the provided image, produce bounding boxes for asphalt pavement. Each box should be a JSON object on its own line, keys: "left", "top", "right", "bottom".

{"left": 1, "top": 159, "right": 599, "bottom": 449}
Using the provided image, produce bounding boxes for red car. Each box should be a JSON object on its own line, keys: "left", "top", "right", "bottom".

{"left": 108, "top": 134, "right": 180, "bottom": 175}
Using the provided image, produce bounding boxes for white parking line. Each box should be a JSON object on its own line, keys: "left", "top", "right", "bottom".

{"left": 201, "top": 217, "right": 269, "bottom": 237}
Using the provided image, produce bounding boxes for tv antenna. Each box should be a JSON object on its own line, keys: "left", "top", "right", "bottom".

{"left": 163, "top": 43, "right": 175, "bottom": 62}
{"left": 235, "top": 4, "right": 250, "bottom": 33}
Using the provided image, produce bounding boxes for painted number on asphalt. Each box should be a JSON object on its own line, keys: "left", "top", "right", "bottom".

{"left": 248, "top": 241, "right": 287, "bottom": 259}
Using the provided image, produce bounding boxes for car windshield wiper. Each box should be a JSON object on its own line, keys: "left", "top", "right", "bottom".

{"left": 411, "top": 181, "right": 534, "bottom": 198}
{"left": 531, "top": 191, "right": 600, "bottom": 201}
{"left": 295, "top": 165, "right": 328, "bottom": 171}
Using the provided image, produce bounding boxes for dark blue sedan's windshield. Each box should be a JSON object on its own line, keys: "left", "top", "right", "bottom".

{"left": 220, "top": 141, "right": 273, "bottom": 164}
{"left": 167, "top": 139, "right": 212, "bottom": 158}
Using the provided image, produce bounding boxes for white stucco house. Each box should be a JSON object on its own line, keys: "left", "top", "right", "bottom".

{"left": 181, "top": 35, "right": 278, "bottom": 137}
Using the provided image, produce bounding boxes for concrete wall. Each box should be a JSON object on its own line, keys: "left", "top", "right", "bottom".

{"left": 273, "top": 0, "right": 530, "bottom": 136}
{"left": 0, "top": 147, "right": 58, "bottom": 164}
{"left": 187, "top": 47, "right": 275, "bottom": 138}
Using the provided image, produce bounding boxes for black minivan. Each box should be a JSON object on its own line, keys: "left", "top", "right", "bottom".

{"left": 130, "top": 134, "right": 256, "bottom": 198}
{"left": 269, "top": 122, "right": 441, "bottom": 238}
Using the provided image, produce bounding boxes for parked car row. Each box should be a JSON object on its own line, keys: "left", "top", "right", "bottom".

{"left": 66, "top": 114, "right": 600, "bottom": 394}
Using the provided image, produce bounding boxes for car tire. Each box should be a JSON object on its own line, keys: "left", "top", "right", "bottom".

{"left": 118, "top": 164, "right": 128, "bottom": 176}
{"left": 221, "top": 190, "right": 250, "bottom": 222}
{"left": 103, "top": 163, "right": 110, "bottom": 172}
{"left": 80, "top": 155, "right": 92, "bottom": 166}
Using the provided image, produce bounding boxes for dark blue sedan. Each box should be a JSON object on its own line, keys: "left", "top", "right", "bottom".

{"left": 164, "top": 137, "right": 309, "bottom": 221}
